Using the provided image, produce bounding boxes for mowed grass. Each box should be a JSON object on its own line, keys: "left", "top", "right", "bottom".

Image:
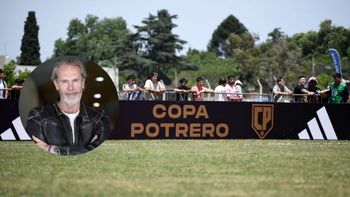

{"left": 0, "top": 140, "right": 349, "bottom": 197}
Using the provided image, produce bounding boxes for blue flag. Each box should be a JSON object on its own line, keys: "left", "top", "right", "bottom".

{"left": 328, "top": 48, "right": 342, "bottom": 75}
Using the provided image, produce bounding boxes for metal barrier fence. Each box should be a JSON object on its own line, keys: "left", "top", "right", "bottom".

{"left": 1, "top": 88, "right": 343, "bottom": 104}
{"left": 0, "top": 88, "right": 21, "bottom": 100}
{"left": 119, "top": 90, "right": 334, "bottom": 103}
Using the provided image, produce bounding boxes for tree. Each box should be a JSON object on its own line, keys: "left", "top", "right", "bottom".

{"left": 2, "top": 61, "right": 31, "bottom": 87}
{"left": 208, "top": 15, "right": 248, "bottom": 57}
{"left": 20, "top": 11, "right": 41, "bottom": 65}
{"left": 53, "top": 15, "right": 130, "bottom": 66}
{"left": 268, "top": 28, "right": 286, "bottom": 42}
{"left": 125, "top": 9, "right": 189, "bottom": 84}
{"left": 181, "top": 51, "right": 237, "bottom": 87}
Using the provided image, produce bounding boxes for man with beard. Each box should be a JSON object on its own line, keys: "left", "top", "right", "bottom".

{"left": 293, "top": 76, "right": 314, "bottom": 103}
{"left": 26, "top": 58, "right": 110, "bottom": 155}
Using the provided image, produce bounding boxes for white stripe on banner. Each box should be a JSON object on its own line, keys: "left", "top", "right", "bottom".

{"left": 12, "top": 116, "right": 31, "bottom": 140}
{"left": 298, "top": 129, "right": 310, "bottom": 139}
{"left": 317, "top": 107, "right": 338, "bottom": 140}
{"left": 307, "top": 118, "right": 324, "bottom": 140}
{"left": 0, "top": 128, "right": 16, "bottom": 140}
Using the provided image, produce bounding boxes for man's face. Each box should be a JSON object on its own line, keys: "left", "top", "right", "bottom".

{"left": 334, "top": 76, "right": 342, "bottom": 85}
{"left": 53, "top": 64, "right": 85, "bottom": 107}
{"left": 127, "top": 78, "right": 135, "bottom": 85}
{"left": 299, "top": 77, "right": 306, "bottom": 86}
{"left": 228, "top": 78, "right": 234, "bottom": 85}
{"left": 197, "top": 80, "right": 204, "bottom": 87}
{"left": 278, "top": 79, "right": 285, "bottom": 86}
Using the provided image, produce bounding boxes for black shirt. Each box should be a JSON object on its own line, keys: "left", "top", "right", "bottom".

{"left": 176, "top": 85, "right": 191, "bottom": 101}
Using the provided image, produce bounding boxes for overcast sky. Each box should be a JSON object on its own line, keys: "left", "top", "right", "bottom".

{"left": 0, "top": 0, "right": 349, "bottom": 61}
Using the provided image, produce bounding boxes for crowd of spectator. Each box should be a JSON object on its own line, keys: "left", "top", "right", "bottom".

{"left": 0, "top": 68, "right": 24, "bottom": 100}
{"left": 121, "top": 72, "right": 350, "bottom": 104}
{"left": 1, "top": 67, "right": 349, "bottom": 104}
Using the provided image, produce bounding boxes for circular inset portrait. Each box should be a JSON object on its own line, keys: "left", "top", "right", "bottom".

{"left": 19, "top": 56, "right": 118, "bottom": 156}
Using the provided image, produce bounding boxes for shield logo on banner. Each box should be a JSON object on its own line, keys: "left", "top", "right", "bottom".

{"left": 251, "top": 104, "right": 274, "bottom": 138}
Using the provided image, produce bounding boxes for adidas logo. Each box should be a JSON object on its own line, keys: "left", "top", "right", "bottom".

{"left": 0, "top": 116, "right": 31, "bottom": 140}
{"left": 298, "top": 107, "right": 337, "bottom": 140}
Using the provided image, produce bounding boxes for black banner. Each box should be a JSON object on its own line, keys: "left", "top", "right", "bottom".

{"left": 1, "top": 100, "right": 350, "bottom": 140}
{"left": 114, "top": 101, "right": 350, "bottom": 140}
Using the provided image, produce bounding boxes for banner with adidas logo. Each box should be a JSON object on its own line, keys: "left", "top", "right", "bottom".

{"left": 1, "top": 100, "right": 350, "bottom": 140}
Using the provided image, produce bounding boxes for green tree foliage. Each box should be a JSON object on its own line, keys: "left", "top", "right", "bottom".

{"left": 53, "top": 15, "right": 130, "bottom": 66}
{"left": 291, "top": 20, "right": 350, "bottom": 80}
{"left": 208, "top": 15, "right": 248, "bottom": 57}
{"left": 20, "top": 11, "right": 41, "bottom": 65}
{"left": 2, "top": 62, "right": 32, "bottom": 87}
{"left": 122, "top": 9, "right": 191, "bottom": 84}
{"left": 2, "top": 62, "right": 16, "bottom": 87}
{"left": 180, "top": 50, "right": 237, "bottom": 88}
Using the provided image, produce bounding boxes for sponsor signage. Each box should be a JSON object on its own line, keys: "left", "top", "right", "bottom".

{"left": 251, "top": 104, "right": 274, "bottom": 138}
{"left": 1, "top": 100, "right": 350, "bottom": 140}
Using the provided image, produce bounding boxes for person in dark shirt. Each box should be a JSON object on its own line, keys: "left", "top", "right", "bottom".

{"left": 26, "top": 58, "right": 110, "bottom": 156}
{"left": 10, "top": 78, "right": 24, "bottom": 99}
{"left": 293, "top": 76, "right": 314, "bottom": 103}
{"left": 174, "top": 78, "right": 191, "bottom": 101}
{"left": 306, "top": 76, "right": 321, "bottom": 103}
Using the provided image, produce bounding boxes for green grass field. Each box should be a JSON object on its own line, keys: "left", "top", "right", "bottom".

{"left": 0, "top": 140, "right": 349, "bottom": 197}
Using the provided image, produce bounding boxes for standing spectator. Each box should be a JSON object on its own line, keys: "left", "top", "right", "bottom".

{"left": 10, "top": 78, "right": 24, "bottom": 100}
{"left": 272, "top": 77, "right": 292, "bottom": 102}
{"left": 0, "top": 69, "right": 8, "bottom": 99}
{"left": 293, "top": 76, "right": 314, "bottom": 103}
{"left": 122, "top": 75, "right": 143, "bottom": 100}
{"left": 234, "top": 80, "right": 243, "bottom": 99}
{"left": 214, "top": 77, "right": 227, "bottom": 101}
{"left": 225, "top": 75, "right": 242, "bottom": 101}
{"left": 191, "top": 77, "right": 213, "bottom": 101}
{"left": 174, "top": 78, "right": 191, "bottom": 101}
{"left": 144, "top": 72, "right": 166, "bottom": 100}
{"left": 306, "top": 76, "right": 321, "bottom": 103}
{"left": 320, "top": 73, "right": 349, "bottom": 104}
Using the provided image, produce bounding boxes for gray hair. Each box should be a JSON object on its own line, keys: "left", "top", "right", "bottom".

{"left": 51, "top": 58, "right": 87, "bottom": 81}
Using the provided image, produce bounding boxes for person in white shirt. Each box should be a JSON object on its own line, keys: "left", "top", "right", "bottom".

{"left": 272, "top": 77, "right": 292, "bottom": 102}
{"left": 0, "top": 69, "right": 8, "bottom": 99}
{"left": 122, "top": 75, "right": 143, "bottom": 100}
{"left": 234, "top": 80, "right": 243, "bottom": 99}
{"left": 144, "top": 72, "right": 166, "bottom": 100}
{"left": 214, "top": 77, "right": 227, "bottom": 101}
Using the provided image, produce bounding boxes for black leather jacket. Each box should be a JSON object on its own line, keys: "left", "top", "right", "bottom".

{"left": 26, "top": 102, "right": 111, "bottom": 156}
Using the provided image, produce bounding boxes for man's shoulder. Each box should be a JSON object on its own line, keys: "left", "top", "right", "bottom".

{"left": 81, "top": 104, "right": 106, "bottom": 119}
{"left": 28, "top": 104, "right": 57, "bottom": 119}
{"left": 177, "top": 86, "right": 190, "bottom": 90}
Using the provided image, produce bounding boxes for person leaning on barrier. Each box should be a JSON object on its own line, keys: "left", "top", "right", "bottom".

{"left": 122, "top": 75, "right": 143, "bottom": 100}
{"left": 144, "top": 72, "right": 166, "bottom": 100}
{"left": 225, "top": 75, "right": 242, "bottom": 102}
{"left": 26, "top": 58, "right": 111, "bottom": 156}
{"left": 319, "top": 73, "right": 349, "bottom": 104}
{"left": 306, "top": 76, "right": 321, "bottom": 103}
{"left": 272, "top": 77, "right": 292, "bottom": 102}
{"left": 234, "top": 80, "right": 243, "bottom": 99}
{"left": 191, "top": 77, "right": 213, "bottom": 101}
{"left": 10, "top": 78, "right": 24, "bottom": 100}
{"left": 214, "top": 77, "right": 227, "bottom": 101}
{"left": 174, "top": 78, "right": 191, "bottom": 101}
{"left": 0, "top": 69, "right": 8, "bottom": 99}
{"left": 293, "top": 76, "right": 314, "bottom": 103}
